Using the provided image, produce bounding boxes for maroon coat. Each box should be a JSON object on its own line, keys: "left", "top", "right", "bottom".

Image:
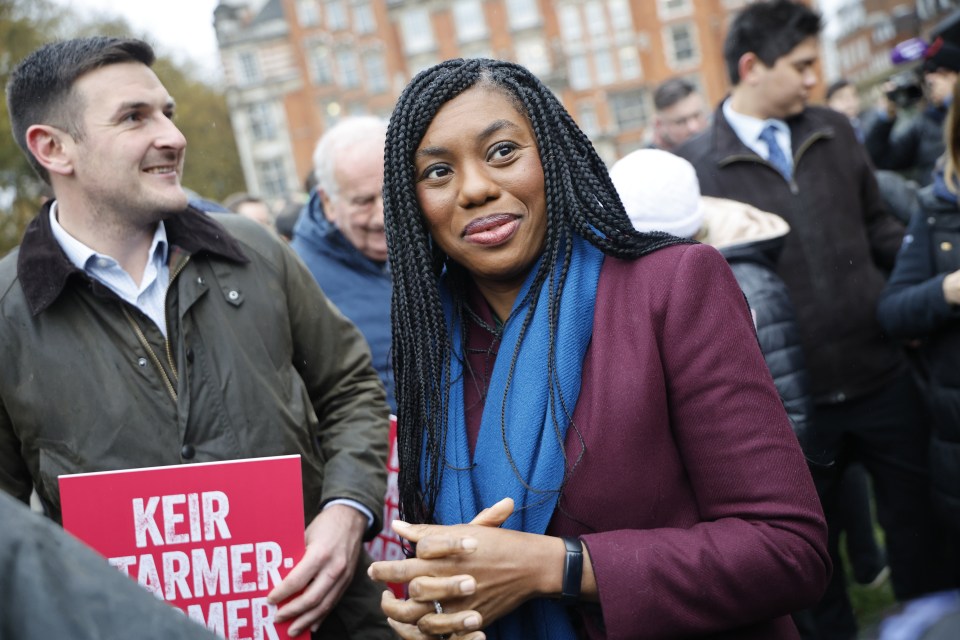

{"left": 465, "top": 243, "right": 829, "bottom": 639}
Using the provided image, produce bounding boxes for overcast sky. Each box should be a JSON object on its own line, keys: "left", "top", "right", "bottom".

{"left": 50, "top": 0, "right": 222, "bottom": 80}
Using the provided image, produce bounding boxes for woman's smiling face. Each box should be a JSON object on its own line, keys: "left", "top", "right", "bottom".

{"left": 414, "top": 85, "right": 547, "bottom": 301}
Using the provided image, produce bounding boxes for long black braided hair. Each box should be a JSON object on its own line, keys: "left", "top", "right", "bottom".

{"left": 384, "top": 58, "right": 691, "bottom": 526}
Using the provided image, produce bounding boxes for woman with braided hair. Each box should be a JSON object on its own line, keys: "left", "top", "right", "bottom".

{"left": 368, "top": 58, "right": 829, "bottom": 640}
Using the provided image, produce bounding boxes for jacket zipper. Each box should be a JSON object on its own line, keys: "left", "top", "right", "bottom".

{"left": 122, "top": 255, "right": 191, "bottom": 405}
{"left": 123, "top": 307, "right": 178, "bottom": 403}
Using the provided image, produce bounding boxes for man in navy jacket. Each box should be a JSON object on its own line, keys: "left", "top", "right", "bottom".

{"left": 291, "top": 117, "right": 394, "bottom": 411}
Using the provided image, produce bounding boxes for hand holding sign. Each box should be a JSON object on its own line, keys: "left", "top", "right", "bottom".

{"left": 269, "top": 504, "right": 368, "bottom": 636}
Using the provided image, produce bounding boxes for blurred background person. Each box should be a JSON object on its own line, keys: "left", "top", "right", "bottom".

{"left": 649, "top": 76, "right": 709, "bottom": 153}
{"left": 222, "top": 192, "right": 276, "bottom": 229}
{"left": 610, "top": 148, "right": 813, "bottom": 446}
{"left": 826, "top": 78, "right": 918, "bottom": 225}
{"left": 864, "top": 10, "right": 960, "bottom": 186}
{"left": 274, "top": 197, "right": 303, "bottom": 242}
{"left": 291, "top": 116, "right": 394, "bottom": 411}
{"left": 826, "top": 78, "right": 864, "bottom": 140}
{"left": 877, "top": 74, "right": 960, "bottom": 541}
{"left": 613, "top": 148, "right": 893, "bottom": 600}
{"left": 677, "top": 2, "right": 954, "bottom": 637}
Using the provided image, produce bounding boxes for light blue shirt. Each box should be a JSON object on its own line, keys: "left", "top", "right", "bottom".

{"left": 722, "top": 98, "right": 793, "bottom": 171}
{"left": 49, "top": 202, "right": 170, "bottom": 337}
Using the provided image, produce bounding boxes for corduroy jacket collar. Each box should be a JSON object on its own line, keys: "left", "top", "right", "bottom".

{"left": 17, "top": 201, "right": 249, "bottom": 316}
{"left": 705, "top": 100, "right": 836, "bottom": 166}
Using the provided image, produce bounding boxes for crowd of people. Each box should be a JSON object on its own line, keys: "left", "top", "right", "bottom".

{"left": 2, "top": 1, "right": 960, "bottom": 639}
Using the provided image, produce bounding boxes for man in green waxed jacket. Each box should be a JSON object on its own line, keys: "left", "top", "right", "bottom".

{"left": 0, "top": 37, "right": 394, "bottom": 639}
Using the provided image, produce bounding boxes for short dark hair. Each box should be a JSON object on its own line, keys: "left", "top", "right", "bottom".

{"left": 6, "top": 36, "right": 155, "bottom": 183}
{"left": 653, "top": 77, "right": 697, "bottom": 112}
{"left": 724, "top": 0, "right": 821, "bottom": 85}
{"left": 825, "top": 78, "right": 851, "bottom": 102}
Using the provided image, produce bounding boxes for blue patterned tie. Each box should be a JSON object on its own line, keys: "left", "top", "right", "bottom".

{"left": 759, "top": 124, "right": 792, "bottom": 180}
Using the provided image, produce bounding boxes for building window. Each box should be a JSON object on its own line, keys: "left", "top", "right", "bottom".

{"left": 247, "top": 102, "right": 277, "bottom": 141}
{"left": 297, "top": 0, "right": 320, "bottom": 26}
{"left": 567, "top": 53, "right": 591, "bottom": 90}
{"left": 559, "top": 5, "right": 582, "bottom": 42}
{"left": 308, "top": 42, "right": 334, "bottom": 84}
{"left": 237, "top": 51, "right": 261, "bottom": 84}
{"left": 461, "top": 46, "right": 494, "bottom": 60}
{"left": 515, "top": 38, "right": 549, "bottom": 76}
{"left": 594, "top": 48, "right": 615, "bottom": 85}
{"left": 505, "top": 0, "right": 540, "bottom": 30}
{"left": 577, "top": 100, "right": 600, "bottom": 137}
{"left": 326, "top": 0, "right": 348, "bottom": 30}
{"left": 363, "top": 52, "right": 388, "bottom": 93}
{"left": 585, "top": 1, "right": 607, "bottom": 39}
{"left": 354, "top": 0, "right": 376, "bottom": 34}
{"left": 336, "top": 49, "right": 361, "bottom": 88}
{"left": 664, "top": 23, "right": 699, "bottom": 67}
{"left": 256, "top": 157, "right": 288, "bottom": 198}
{"left": 618, "top": 45, "right": 641, "bottom": 80}
{"left": 608, "top": 0, "right": 633, "bottom": 33}
{"left": 657, "top": 0, "right": 692, "bottom": 19}
{"left": 453, "top": 0, "right": 487, "bottom": 42}
{"left": 400, "top": 8, "right": 435, "bottom": 55}
{"left": 609, "top": 89, "right": 648, "bottom": 130}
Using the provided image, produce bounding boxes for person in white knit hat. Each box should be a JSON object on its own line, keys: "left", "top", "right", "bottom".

{"left": 610, "top": 148, "right": 812, "bottom": 447}
{"left": 611, "top": 149, "right": 893, "bottom": 604}
{"left": 608, "top": 149, "right": 705, "bottom": 238}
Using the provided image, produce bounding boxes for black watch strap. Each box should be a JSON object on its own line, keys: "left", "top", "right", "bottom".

{"left": 560, "top": 536, "right": 583, "bottom": 605}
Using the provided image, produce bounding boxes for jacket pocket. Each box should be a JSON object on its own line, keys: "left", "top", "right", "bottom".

{"left": 35, "top": 439, "right": 83, "bottom": 518}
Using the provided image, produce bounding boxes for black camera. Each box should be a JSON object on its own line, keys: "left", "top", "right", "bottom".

{"left": 885, "top": 71, "right": 924, "bottom": 108}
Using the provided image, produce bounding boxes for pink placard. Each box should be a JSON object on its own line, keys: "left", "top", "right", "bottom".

{"left": 60, "top": 455, "right": 305, "bottom": 639}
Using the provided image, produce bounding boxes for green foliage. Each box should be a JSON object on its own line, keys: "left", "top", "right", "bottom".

{"left": 0, "top": 0, "right": 245, "bottom": 257}
{"left": 0, "top": 0, "right": 58, "bottom": 256}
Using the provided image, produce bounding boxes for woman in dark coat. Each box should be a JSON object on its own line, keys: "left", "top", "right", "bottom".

{"left": 877, "top": 80, "right": 960, "bottom": 533}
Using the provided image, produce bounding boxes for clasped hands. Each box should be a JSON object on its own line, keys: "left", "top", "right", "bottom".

{"left": 368, "top": 497, "right": 551, "bottom": 640}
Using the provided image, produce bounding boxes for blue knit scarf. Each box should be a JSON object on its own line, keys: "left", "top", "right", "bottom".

{"left": 431, "top": 234, "right": 603, "bottom": 639}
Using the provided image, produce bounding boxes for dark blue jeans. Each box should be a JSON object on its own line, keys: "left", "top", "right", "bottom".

{"left": 797, "top": 371, "right": 957, "bottom": 640}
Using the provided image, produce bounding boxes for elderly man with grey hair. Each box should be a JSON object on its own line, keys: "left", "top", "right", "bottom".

{"left": 291, "top": 116, "right": 394, "bottom": 411}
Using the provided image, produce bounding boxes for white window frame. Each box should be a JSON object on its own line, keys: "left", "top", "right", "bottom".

{"left": 400, "top": 8, "right": 435, "bottom": 55}
{"left": 363, "top": 51, "right": 388, "bottom": 94}
{"left": 297, "top": 0, "right": 320, "bottom": 27}
{"left": 558, "top": 4, "right": 582, "bottom": 43}
{"left": 505, "top": 0, "right": 541, "bottom": 30}
{"left": 237, "top": 51, "right": 261, "bottom": 85}
{"left": 656, "top": 0, "right": 692, "bottom": 20}
{"left": 453, "top": 0, "right": 488, "bottom": 42}
{"left": 663, "top": 22, "right": 700, "bottom": 68}
{"left": 247, "top": 102, "right": 277, "bottom": 141}
{"left": 326, "top": 0, "right": 348, "bottom": 30}
{"left": 515, "top": 37, "right": 550, "bottom": 76}
{"left": 567, "top": 52, "right": 591, "bottom": 90}
{"left": 256, "top": 157, "right": 288, "bottom": 198}
{"left": 585, "top": 1, "right": 607, "bottom": 39}
{"left": 336, "top": 49, "right": 361, "bottom": 88}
